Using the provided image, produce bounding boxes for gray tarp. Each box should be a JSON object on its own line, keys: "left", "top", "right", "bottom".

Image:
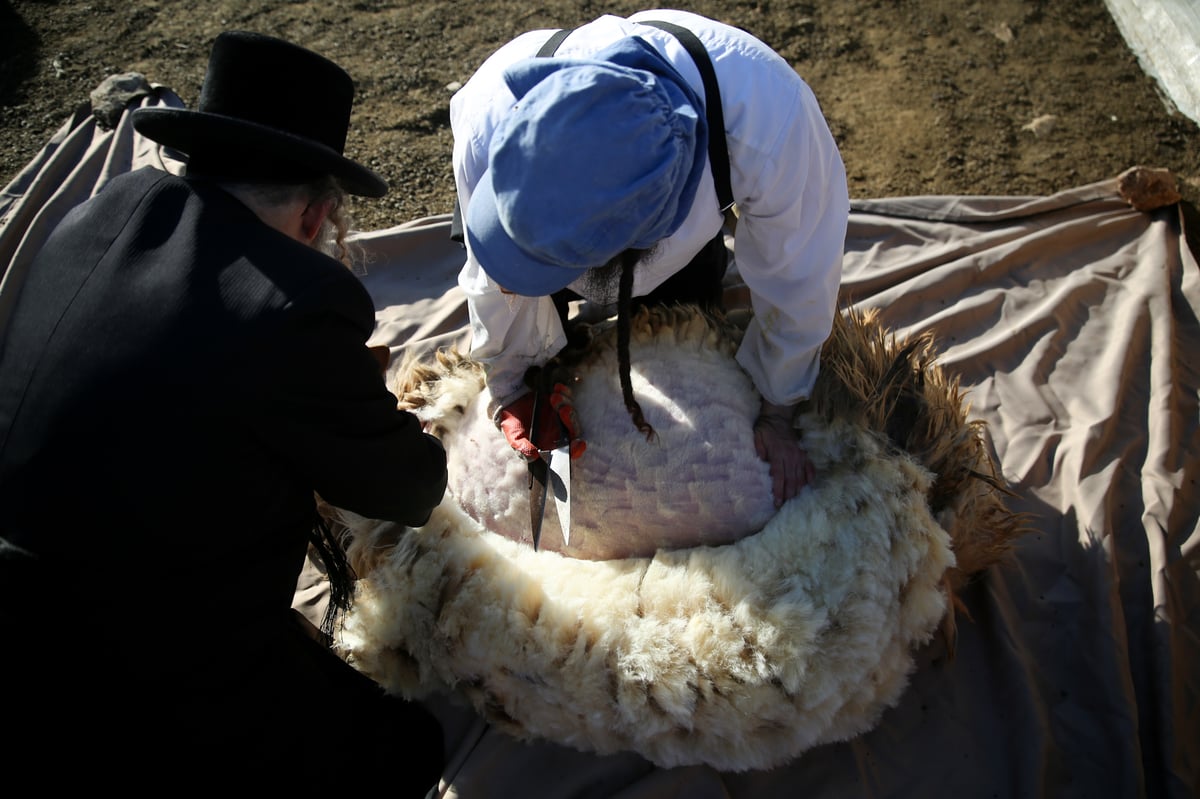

{"left": 3, "top": 88, "right": 1197, "bottom": 798}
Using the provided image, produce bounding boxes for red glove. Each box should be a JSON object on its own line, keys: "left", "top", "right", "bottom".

{"left": 497, "top": 383, "right": 586, "bottom": 461}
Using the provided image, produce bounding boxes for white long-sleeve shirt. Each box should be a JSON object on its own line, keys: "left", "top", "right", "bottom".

{"left": 451, "top": 9, "right": 849, "bottom": 410}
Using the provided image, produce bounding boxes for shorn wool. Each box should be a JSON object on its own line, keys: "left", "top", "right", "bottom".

{"left": 330, "top": 304, "right": 1022, "bottom": 771}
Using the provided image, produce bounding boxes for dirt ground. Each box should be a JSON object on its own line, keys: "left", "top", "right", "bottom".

{"left": 3, "top": 0, "right": 1198, "bottom": 233}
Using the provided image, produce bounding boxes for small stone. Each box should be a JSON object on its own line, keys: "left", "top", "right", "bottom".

{"left": 1020, "top": 114, "right": 1057, "bottom": 137}
{"left": 1117, "top": 166, "right": 1181, "bottom": 212}
{"left": 89, "top": 72, "right": 154, "bottom": 130}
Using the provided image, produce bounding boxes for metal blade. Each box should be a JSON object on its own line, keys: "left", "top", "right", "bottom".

{"left": 528, "top": 457, "right": 549, "bottom": 551}
{"left": 547, "top": 444, "right": 571, "bottom": 547}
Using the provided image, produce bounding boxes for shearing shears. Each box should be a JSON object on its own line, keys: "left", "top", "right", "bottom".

{"left": 527, "top": 388, "right": 572, "bottom": 551}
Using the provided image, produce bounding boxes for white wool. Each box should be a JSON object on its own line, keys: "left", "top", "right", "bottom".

{"left": 332, "top": 308, "right": 975, "bottom": 771}
{"left": 338, "top": 410, "right": 955, "bottom": 771}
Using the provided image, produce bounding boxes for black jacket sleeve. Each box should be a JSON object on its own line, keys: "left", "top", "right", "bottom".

{"left": 245, "top": 262, "right": 448, "bottom": 527}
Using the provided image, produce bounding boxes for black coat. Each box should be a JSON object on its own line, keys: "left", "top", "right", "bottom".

{"left": 0, "top": 167, "right": 447, "bottom": 787}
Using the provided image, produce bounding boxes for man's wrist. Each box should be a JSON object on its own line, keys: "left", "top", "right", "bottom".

{"left": 758, "top": 399, "right": 794, "bottom": 419}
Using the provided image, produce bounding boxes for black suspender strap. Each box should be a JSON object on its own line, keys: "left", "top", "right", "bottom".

{"left": 639, "top": 21, "right": 734, "bottom": 212}
{"left": 450, "top": 21, "right": 733, "bottom": 244}
{"left": 536, "top": 27, "right": 573, "bottom": 57}
{"left": 450, "top": 190, "right": 465, "bottom": 243}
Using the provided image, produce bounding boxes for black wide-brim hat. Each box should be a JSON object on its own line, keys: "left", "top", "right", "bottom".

{"left": 132, "top": 31, "right": 387, "bottom": 197}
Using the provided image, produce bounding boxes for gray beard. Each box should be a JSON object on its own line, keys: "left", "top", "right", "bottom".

{"left": 313, "top": 218, "right": 338, "bottom": 260}
{"left": 573, "top": 244, "right": 659, "bottom": 305}
{"left": 575, "top": 260, "right": 623, "bottom": 305}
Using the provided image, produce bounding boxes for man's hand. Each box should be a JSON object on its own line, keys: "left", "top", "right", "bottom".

{"left": 497, "top": 383, "right": 587, "bottom": 461}
{"left": 368, "top": 345, "right": 390, "bottom": 374}
{"left": 753, "top": 400, "right": 815, "bottom": 507}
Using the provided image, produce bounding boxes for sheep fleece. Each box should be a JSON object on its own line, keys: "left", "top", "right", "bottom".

{"left": 336, "top": 318, "right": 955, "bottom": 772}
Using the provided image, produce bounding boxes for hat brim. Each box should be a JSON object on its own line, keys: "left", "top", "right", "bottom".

{"left": 132, "top": 107, "right": 388, "bottom": 198}
{"left": 465, "top": 168, "right": 585, "bottom": 297}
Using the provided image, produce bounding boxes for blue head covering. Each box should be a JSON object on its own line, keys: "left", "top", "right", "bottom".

{"left": 466, "top": 36, "right": 708, "bottom": 297}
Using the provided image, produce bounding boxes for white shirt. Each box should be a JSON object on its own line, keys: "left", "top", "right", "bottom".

{"left": 451, "top": 9, "right": 849, "bottom": 409}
